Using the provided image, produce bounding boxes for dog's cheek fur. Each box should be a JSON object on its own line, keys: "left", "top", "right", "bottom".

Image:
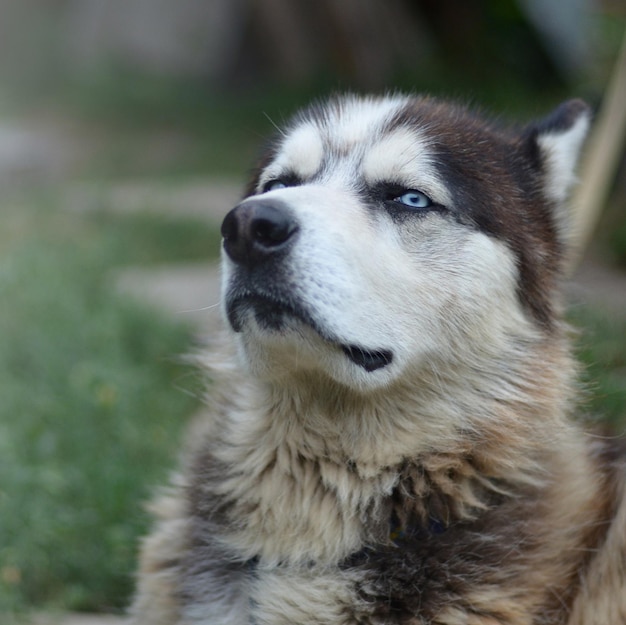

{"left": 391, "top": 98, "right": 589, "bottom": 329}
{"left": 395, "top": 220, "right": 532, "bottom": 379}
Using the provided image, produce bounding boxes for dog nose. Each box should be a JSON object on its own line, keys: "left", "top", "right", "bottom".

{"left": 221, "top": 200, "right": 299, "bottom": 266}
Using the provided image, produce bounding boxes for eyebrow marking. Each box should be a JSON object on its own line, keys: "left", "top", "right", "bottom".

{"left": 362, "top": 130, "right": 452, "bottom": 207}
{"left": 267, "top": 123, "right": 324, "bottom": 181}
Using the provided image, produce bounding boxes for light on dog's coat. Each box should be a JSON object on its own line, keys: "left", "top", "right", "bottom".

{"left": 131, "top": 95, "right": 626, "bottom": 625}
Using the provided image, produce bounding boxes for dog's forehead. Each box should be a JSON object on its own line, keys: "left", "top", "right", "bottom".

{"left": 277, "top": 96, "right": 410, "bottom": 168}
{"left": 309, "top": 95, "right": 410, "bottom": 147}
{"left": 266, "top": 96, "right": 452, "bottom": 201}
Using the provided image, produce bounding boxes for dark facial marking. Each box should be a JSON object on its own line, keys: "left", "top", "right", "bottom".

{"left": 388, "top": 98, "right": 563, "bottom": 327}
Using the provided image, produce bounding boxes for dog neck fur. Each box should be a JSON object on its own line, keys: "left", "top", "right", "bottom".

{"left": 197, "top": 318, "right": 576, "bottom": 566}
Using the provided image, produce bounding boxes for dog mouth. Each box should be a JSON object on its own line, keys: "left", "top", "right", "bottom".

{"left": 226, "top": 293, "right": 393, "bottom": 372}
{"left": 339, "top": 345, "right": 393, "bottom": 372}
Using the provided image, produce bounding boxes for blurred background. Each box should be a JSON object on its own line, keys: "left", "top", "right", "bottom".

{"left": 0, "top": 0, "right": 625, "bottom": 620}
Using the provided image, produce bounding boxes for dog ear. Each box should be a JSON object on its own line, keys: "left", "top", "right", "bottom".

{"left": 529, "top": 99, "right": 591, "bottom": 202}
{"left": 523, "top": 100, "right": 591, "bottom": 238}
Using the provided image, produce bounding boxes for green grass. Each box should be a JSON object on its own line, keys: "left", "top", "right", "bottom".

{"left": 0, "top": 199, "right": 218, "bottom": 615}
{"left": 571, "top": 307, "right": 626, "bottom": 434}
{"left": 86, "top": 210, "right": 224, "bottom": 266}
{"left": 0, "top": 192, "right": 222, "bottom": 266}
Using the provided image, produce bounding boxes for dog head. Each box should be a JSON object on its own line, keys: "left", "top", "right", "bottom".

{"left": 220, "top": 95, "right": 590, "bottom": 390}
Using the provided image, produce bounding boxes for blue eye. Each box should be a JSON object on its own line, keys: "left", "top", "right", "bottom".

{"left": 394, "top": 190, "right": 433, "bottom": 209}
{"left": 263, "top": 179, "right": 288, "bottom": 192}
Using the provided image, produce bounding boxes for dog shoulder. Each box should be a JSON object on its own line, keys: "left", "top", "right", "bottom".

{"left": 129, "top": 483, "right": 188, "bottom": 624}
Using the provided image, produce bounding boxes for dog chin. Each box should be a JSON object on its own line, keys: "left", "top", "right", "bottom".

{"left": 226, "top": 299, "right": 395, "bottom": 383}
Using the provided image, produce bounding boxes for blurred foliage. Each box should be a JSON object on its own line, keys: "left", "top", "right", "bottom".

{"left": 590, "top": 158, "right": 626, "bottom": 267}
{"left": 0, "top": 198, "right": 218, "bottom": 614}
{"left": 609, "top": 225, "right": 626, "bottom": 266}
{"left": 0, "top": 249, "right": 192, "bottom": 612}
{"left": 571, "top": 308, "right": 626, "bottom": 433}
{"left": 0, "top": 192, "right": 222, "bottom": 265}
{"left": 9, "top": 64, "right": 577, "bottom": 181}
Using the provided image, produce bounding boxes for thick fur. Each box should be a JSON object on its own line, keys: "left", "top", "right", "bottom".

{"left": 131, "top": 95, "right": 626, "bottom": 624}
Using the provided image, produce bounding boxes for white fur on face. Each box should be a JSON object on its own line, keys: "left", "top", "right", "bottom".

{"left": 317, "top": 94, "right": 410, "bottom": 149}
{"left": 265, "top": 123, "right": 324, "bottom": 182}
{"left": 223, "top": 190, "right": 523, "bottom": 392}
{"left": 258, "top": 96, "right": 412, "bottom": 193}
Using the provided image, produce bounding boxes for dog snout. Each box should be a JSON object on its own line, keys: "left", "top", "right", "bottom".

{"left": 221, "top": 199, "right": 299, "bottom": 266}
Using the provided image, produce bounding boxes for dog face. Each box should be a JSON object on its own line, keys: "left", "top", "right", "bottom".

{"left": 221, "top": 95, "right": 589, "bottom": 390}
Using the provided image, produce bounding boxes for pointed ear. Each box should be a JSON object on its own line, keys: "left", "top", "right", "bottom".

{"left": 526, "top": 99, "right": 591, "bottom": 205}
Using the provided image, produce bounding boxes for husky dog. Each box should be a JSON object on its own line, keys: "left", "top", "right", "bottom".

{"left": 131, "top": 95, "right": 626, "bottom": 624}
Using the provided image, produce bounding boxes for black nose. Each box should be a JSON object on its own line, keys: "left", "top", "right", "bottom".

{"left": 221, "top": 199, "right": 299, "bottom": 266}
